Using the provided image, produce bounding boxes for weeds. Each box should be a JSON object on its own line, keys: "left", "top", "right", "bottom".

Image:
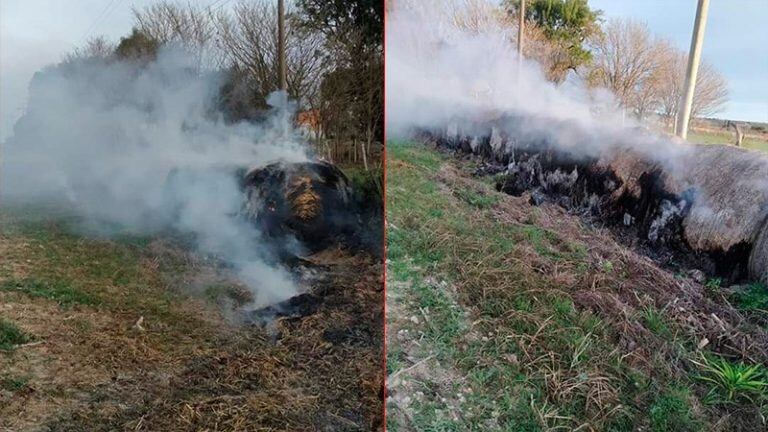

{"left": 642, "top": 306, "right": 671, "bottom": 339}
{"left": 730, "top": 282, "right": 768, "bottom": 313}
{"left": 0, "top": 277, "right": 99, "bottom": 307}
{"left": 705, "top": 278, "right": 722, "bottom": 293}
{"left": 1, "top": 374, "right": 30, "bottom": 392}
{"left": 0, "top": 319, "right": 30, "bottom": 351}
{"left": 693, "top": 355, "right": 767, "bottom": 403}
{"left": 649, "top": 386, "right": 700, "bottom": 432}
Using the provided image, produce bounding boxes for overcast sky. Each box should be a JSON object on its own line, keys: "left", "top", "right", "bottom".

{"left": 0, "top": 0, "right": 233, "bottom": 141}
{"left": 2, "top": 1, "right": 767, "bottom": 142}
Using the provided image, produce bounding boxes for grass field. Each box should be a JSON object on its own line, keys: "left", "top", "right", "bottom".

{"left": 0, "top": 205, "right": 383, "bottom": 431}
{"left": 386, "top": 140, "right": 768, "bottom": 431}
{"left": 687, "top": 128, "right": 768, "bottom": 152}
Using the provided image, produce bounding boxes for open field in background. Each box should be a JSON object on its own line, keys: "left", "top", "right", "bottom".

{"left": 687, "top": 127, "right": 768, "bottom": 152}
{"left": 0, "top": 205, "right": 383, "bottom": 431}
{"left": 386, "top": 141, "right": 768, "bottom": 432}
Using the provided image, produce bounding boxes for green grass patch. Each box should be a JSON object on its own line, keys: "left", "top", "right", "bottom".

{"left": 388, "top": 140, "right": 445, "bottom": 171}
{"left": 0, "top": 207, "right": 195, "bottom": 322}
{"left": 729, "top": 283, "right": 768, "bottom": 313}
{"left": 203, "top": 283, "right": 253, "bottom": 307}
{"left": 0, "top": 319, "right": 31, "bottom": 351}
{"left": 649, "top": 386, "right": 701, "bottom": 432}
{"left": 1, "top": 374, "right": 31, "bottom": 392}
{"left": 0, "top": 277, "right": 100, "bottom": 307}
{"left": 455, "top": 189, "right": 499, "bottom": 209}
{"left": 642, "top": 306, "right": 672, "bottom": 339}
{"left": 386, "top": 141, "right": 662, "bottom": 430}
{"left": 687, "top": 130, "right": 768, "bottom": 152}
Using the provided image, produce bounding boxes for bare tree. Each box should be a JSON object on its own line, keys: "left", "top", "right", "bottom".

{"left": 728, "top": 121, "right": 744, "bottom": 146}
{"left": 658, "top": 51, "right": 728, "bottom": 129}
{"left": 132, "top": 1, "right": 224, "bottom": 71}
{"left": 314, "top": 28, "right": 382, "bottom": 166}
{"left": 215, "top": 1, "right": 326, "bottom": 110}
{"left": 438, "top": 0, "right": 568, "bottom": 83}
{"left": 441, "top": 0, "right": 509, "bottom": 33}
{"left": 64, "top": 36, "right": 115, "bottom": 62}
{"left": 586, "top": 18, "right": 665, "bottom": 118}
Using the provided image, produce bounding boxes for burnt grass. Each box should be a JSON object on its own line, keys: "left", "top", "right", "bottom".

{"left": 386, "top": 141, "right": 767, "bottom": 431}
{"left": 0, "top": 207, "right": 383, "bottom": 431}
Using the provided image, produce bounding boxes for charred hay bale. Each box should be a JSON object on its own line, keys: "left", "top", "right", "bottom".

{"left": 565, "top": 145, "right": 768, "bottom": 282}
{"left": 241, "top": 161, "right": 353, "bottom": 251}
{"left": 750, "top": 221, "right": 768, "bottom": 285}
{"left": 676, "top": 146, "right": 768, "bottom": 256}
{"left": 429, "top": 123, "right": 768, "bottom": 282}
{"left": 599, "top": 150, "right": 665, "bottom": 202}
{"left": 594, "top": 146, "right": 768, "bottom": 282}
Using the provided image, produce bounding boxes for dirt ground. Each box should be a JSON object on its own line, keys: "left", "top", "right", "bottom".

{"left": 0, "top": 211, "right": 383, "bottom": 432}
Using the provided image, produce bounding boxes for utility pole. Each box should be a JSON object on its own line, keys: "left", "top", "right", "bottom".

{"left": 676, "top": 0, "right": 710, "bottom": 140}
{"left": 517, "top": 0, "right": 525, "bottom": 59}
{"left": 277, "top": 0, "right": 288, "bottom": 138}
{"left": 277, "top": 0, "right": 287, "bottom": 92}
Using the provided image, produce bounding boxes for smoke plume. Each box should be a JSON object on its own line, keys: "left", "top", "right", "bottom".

{"left": 385, "top": 0, "right": 691, "bottom": 167}
{"left": 386, "top": 1, "right": 768, "bottom": 284}
{"left": 1, "top": 48, "right": 308, "bottom": 308}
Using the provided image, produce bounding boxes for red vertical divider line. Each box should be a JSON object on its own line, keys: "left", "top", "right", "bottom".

{"left": 382, "top": 0, "right": 388, "bottom": 430}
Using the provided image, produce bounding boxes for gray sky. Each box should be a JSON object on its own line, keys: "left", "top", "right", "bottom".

{"left": 590, "top": 0, "right": 768, "bottom": 123}
{"left": 0, "top": 0, "right": 232, "bottom": 141}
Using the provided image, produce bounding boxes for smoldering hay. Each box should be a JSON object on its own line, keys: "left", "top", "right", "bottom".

{"left": 427, "top": 120, "right": 768, "bottom": 284}
{"left": 0, "top": 47, "right": 312, "bottom": 308}
{"left": 386, "top": 1, "right": 768, "bottom": 284}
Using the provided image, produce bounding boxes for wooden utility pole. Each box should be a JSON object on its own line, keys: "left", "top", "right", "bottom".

{"left": 676, "top": 0, "right": 710, "bottom": 140}
{"left": 517, "top": 0, "right": 525, "bottom": 59}
{"left": 277, "top": 0, "right": 287, "bottom": 92}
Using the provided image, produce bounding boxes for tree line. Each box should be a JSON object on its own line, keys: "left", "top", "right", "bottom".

{"left": 495, "top": 0, "right": 727, "bottom": 128}
{"left": 70, "top": 0, "right": 383, "bottom": 168}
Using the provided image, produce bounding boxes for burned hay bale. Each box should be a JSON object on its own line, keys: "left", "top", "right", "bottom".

{"left": 425, "top": 124, "right": 768, "bottom": 284}
{"left": 749, "top": 217, "right": 768, "bottom": 285}
{"left": 241, "top": 161, "right": 356, "bottom": 252}
{"left": 676, "top": 146, "right": 768, "bottom": 253}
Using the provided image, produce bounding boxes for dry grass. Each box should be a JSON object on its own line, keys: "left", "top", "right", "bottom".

{"left": 0, "top": 209, "right": 383, "bottom": 431}
{"left": 386, "top": 141, "right": 767, "bottom": 431}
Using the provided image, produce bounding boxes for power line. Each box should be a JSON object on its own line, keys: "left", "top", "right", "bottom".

{"left": 80, "top": 0, "right": 121, "bottom": 44}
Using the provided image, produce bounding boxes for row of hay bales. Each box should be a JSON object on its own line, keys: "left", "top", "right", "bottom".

{"left": 424, "top": 119, "right": 768, "bottom": 284}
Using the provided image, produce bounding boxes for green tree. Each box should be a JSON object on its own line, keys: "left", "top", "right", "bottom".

{"left": 295, "top": 0, "right": 383, "bottom": 166}
{"left": 506, "top": 0, "right": 601, "bottom": 82}
{"left": 295, "top": 0, "right": 382, "bottom": 49}
{"left": 114, "top": 28, "right": 160, "bottom": 63}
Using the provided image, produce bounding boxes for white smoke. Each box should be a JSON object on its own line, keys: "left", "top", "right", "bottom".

{"left": 385, "top": 0, "right": 692, "bottom": 167}
{"left": 0, "top": 47, "right": 308, "bottom": 308}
